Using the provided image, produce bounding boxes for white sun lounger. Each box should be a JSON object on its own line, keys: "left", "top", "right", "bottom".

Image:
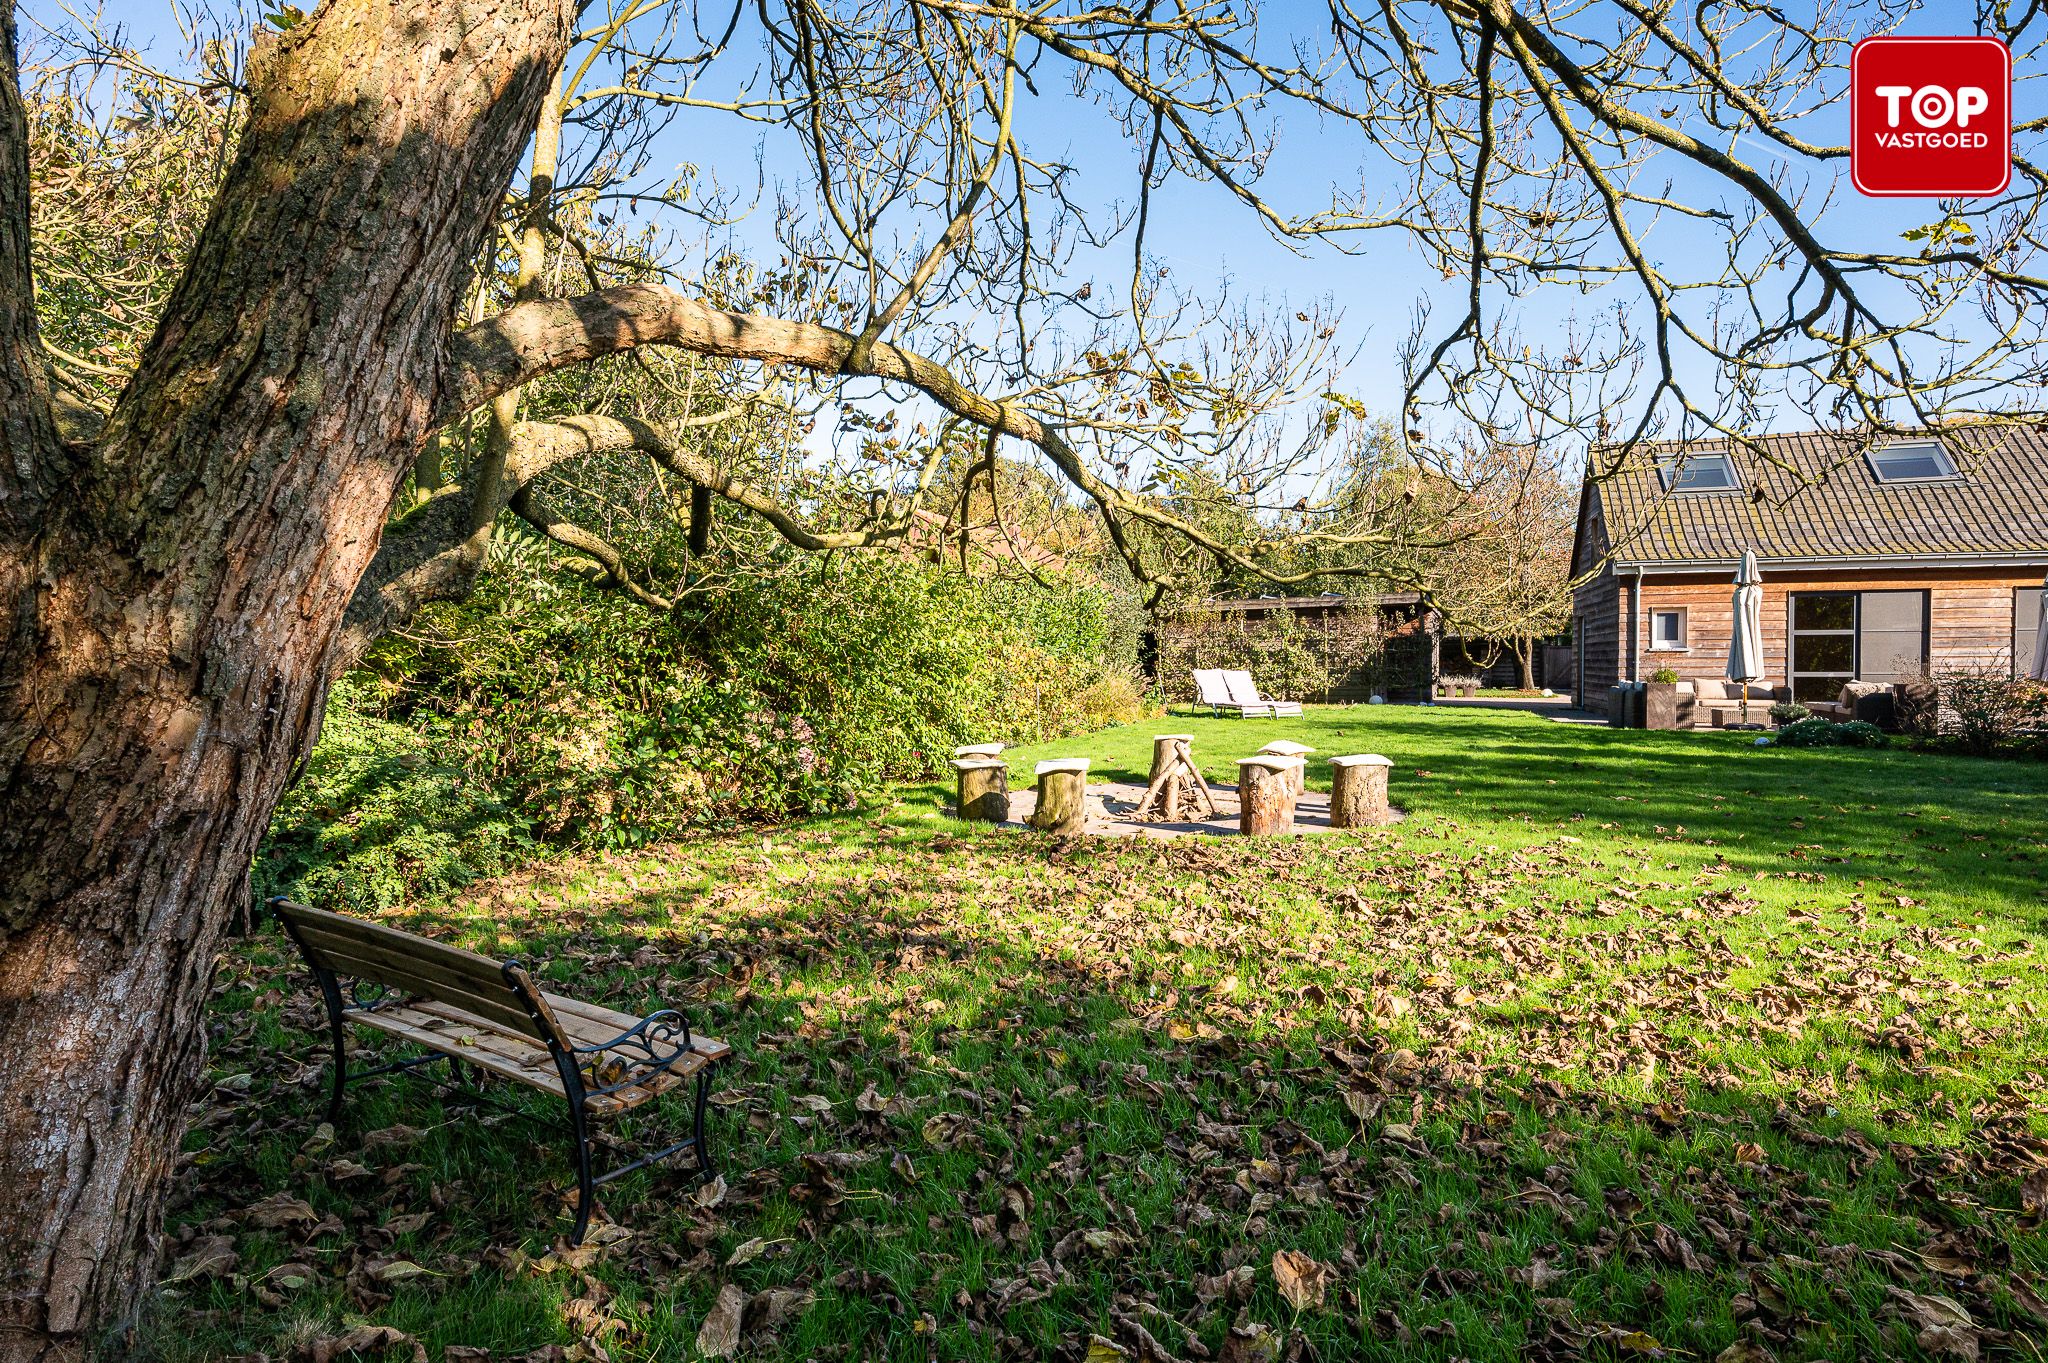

{"left": 1222, "top": 669, "right": 1302, "bottom": 718}
{"left": 1193, "top": 668, "right": 1272, "bottom": 717}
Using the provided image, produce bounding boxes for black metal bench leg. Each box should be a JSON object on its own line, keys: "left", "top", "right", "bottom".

{"left": 314, "top": 973, "right": 349, "bottom": 1126}
{"left": 691, "top": 1070, "right": 715, "bottom": 1180}
{"left": 567, "top": 1096, "right": 597, "bottom": 1246}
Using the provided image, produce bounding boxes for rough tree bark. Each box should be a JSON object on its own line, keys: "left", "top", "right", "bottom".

{"left": 0, "top": 0, "right": 578, "bottom": 1356}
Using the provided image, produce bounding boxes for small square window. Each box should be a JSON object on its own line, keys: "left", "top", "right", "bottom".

{"left": 1866, "top": 441, "right": 1959, "bottom": 483}
{"left": 1659, "top": 451, "right": 1740, "bottom": 493}
{"left": 1651, "top": 608, "right": 1687, "bottom": 650}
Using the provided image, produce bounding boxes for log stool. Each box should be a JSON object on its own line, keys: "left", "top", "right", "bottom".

{"left": 951, "top": 757, "right": 1009, "bottom": 823}
{"left": 1257, "top": 739, "right": 1315, "bottom": 795}
{"left": 1030, "top": 758, "right": 1091, "bottom": 835}
{"left": 1237, "top": 754, "right": 1302, "bottom": 836}
{"left": 1327, "top": 754, "right": 1392, "bottom": 828}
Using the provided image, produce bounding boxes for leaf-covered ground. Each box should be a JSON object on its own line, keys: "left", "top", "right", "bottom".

{"left": 159, "top": 707, "right": 2048, "bottom": 1362}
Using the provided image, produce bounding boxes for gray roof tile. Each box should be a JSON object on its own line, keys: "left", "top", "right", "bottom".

{"left": 1593, "top": 428, "right": 2048, "bottom": 565}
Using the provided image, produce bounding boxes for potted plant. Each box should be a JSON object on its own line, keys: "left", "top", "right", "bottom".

{"left": 1768, "top": 700, "right": 1808, "bottom": 728}
{"left": 1643, "top": 666, "right": 1687, "bottom": 730}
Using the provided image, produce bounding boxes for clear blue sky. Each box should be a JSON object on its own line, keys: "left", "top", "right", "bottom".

{"left": 24, "top": 0, "right": 2034, "bottom": 437}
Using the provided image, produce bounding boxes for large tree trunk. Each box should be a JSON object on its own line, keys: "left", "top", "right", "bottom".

{"left": 0, "top": 1, "right": 575, "bottom": 1356}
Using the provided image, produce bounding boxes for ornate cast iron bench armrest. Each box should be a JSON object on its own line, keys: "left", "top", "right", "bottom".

{"left": 570, "top": 1008, "right": 700, "bottom": 1096}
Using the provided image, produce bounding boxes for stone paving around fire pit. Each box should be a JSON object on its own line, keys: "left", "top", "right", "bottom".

{"left": 996, "top": 777, "right": 1402, "bottom": 839}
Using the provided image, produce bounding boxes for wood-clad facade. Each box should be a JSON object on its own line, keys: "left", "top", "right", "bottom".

{"left": 1571, "top": 431, "right": 2048, "bottom": 712}
{"left": 1574, "top": 565, "right": 2045, "bottom": 709}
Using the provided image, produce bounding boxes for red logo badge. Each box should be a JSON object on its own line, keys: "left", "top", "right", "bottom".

{"left": 1852, "top": 36, "right": 2011, "bottom": 197}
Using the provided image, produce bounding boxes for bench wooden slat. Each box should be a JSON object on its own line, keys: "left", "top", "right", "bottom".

{"left": 279, "top": 902, "right": 507, "bottom": 981}
{"left": 538, "top": 990, "right": 733, "bottom": 1063}
{"left": 282, "top": 915, "right": 556, "bottom": 1039}
{"left": 346, "top": 1003, "right": 566, "bottom": 1091}
{"left": 298, "top": 936, "right": 550, "bottom": 1039}
{"left": 346, "top": 999, "right": 720, "bottom": 1114}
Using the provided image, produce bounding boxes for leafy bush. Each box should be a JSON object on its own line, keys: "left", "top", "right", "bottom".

{"left": 1769, "top": 701, "right": 1809, "bottom": 725}
{"left": 262, "top": 551, "right": 1149, "bottom": 906}
{"left": 1933, "top": 668, "right": 2048, "bottom": 756}
{"left": 1769, "top": 717, "right": 1888, "bottom": 749}
{"left": 256, "top": 678, "right": 537, "bottom": 911}
{"left": 1648, "top": 667, "right": 1679, "bottom": 684}
{"left": 1771, "top": 718, "right": 1840, "bottom": 748}
{"left": 698, "top": 555, "right": 1149, "bottom": 785}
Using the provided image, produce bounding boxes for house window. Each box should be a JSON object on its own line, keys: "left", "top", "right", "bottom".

{"left": 1866, "top": 441, "right": 1960, "bottom": 483}
{"left": 1649, "top": 608, "right": 1687, "bottom": 651}
{"left": 1659, "top": 451, "right": 1740, "bottom": 493}
{"left": 1789, "top": 592, "right": 1857, "bottom": 702}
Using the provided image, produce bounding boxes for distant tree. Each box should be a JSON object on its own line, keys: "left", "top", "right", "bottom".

{"left": 1419, "top": 445, "right": 1578, "bottom": 690}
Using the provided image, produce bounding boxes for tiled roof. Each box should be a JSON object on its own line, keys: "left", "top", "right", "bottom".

{"left": 1590, "top": 427, "right": 2048, "bottom": 566}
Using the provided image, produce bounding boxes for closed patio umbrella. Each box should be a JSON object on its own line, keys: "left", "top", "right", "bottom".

{"left": 2032, "top": 571, "right": 2048, "bottom": 683}
{"left": 1728, "top": 549, "right": 1765, "bottom": 725}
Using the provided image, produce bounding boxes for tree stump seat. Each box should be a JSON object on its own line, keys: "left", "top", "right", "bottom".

{"left": 951, "top": 757, "right": 1009, "bottom": 822}
{"left": 1328, "top": 753, "right": 1393, "bottom": 828}
{"left": 1257, "top": 739, "right": 1315, "bottom": 795}
{"left": 1030, "top": 758, "right": 1091, "bottom": 835}
{"left": 1237, "top": 754, "right": 1302, "bottom": 835}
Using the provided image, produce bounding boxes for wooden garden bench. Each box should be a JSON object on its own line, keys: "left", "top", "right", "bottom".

{"left": 273, "top": 898, "right": 731, "bottom": 1244}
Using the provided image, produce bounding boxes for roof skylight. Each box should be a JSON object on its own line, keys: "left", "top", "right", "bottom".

{"left": 1866, "top": 441, "right": 1960, "bottom": 483}
{"left": 1659, "top": 451, "right": 1740, "bottom": 493}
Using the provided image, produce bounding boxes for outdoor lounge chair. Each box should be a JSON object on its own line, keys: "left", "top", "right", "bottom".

{"left": 1193, "top": 668, "right": 1274, "bottom": 717}
{"left": 1222, "top": 669, "right": 1303, "bottom": 718}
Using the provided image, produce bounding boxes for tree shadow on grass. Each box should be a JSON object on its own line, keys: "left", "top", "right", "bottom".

{"left": 162, "top": 851, "right": 2048, "bottom": 1363}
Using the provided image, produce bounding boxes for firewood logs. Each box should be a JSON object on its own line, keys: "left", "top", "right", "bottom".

{"left": 951, "top": 757, "right": 1009, "bottom": 823}
{"left": 1328, "top": 753, "right": 1392, "bottom": 828}
{"left": 1030, "top": 758, "right": 1090, "bottom": 835}
{"left": 1134, "top": 734, "right": 1215, "bottom": 822}
{"left": 1237, "top": 755, "right": 1301, "bottom": 836}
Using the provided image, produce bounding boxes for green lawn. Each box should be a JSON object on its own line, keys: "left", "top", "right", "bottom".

{"left": 164, "top": 706, "right": 2048, "bottom": 1362}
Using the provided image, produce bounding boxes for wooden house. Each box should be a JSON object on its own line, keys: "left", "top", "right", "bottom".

{"left": 1569, "top": 430, "right": 2048, "bottom": 712}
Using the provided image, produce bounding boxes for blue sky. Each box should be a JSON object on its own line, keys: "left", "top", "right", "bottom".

{"left": 25, "top": 0, "right": 2035, "bottom": 438}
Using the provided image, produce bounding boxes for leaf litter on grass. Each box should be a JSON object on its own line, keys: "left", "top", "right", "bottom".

{"left": 165, "top": 803, "right": 2048, "bottom": 1362}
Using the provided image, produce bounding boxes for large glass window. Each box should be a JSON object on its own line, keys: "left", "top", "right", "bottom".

{"left": 1790, "top": 593, "right": 1858, "bottom": 701}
